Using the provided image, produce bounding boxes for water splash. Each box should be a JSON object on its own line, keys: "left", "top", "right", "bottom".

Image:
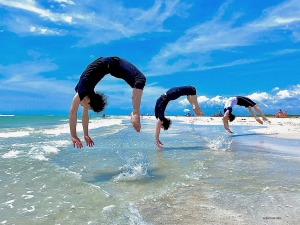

{"left": 202, "top": 135, "right": 233, "bottom": 151}
{"left": 189, "top": 119, "right": 233, "bottom": 151}
{"left": 114, "top": 153, "right": 149, "bottom": 181}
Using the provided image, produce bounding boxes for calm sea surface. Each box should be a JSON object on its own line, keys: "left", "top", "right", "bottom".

{"left": 0, "top": 115, "right": 299, "bottom": 224}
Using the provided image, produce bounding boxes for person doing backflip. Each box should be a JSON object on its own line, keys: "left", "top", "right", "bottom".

{"left": 223, "top": 96, "right": 270, "bottom": 134}
{"left": 69, "top": 56, "right": 146, "bottom": 148}
{"left": 154, "top": 85, "right": 204, "bottom": 149}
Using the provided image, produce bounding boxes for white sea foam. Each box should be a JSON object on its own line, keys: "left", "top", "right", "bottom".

{"left": 28, "top": 145, "right": 60, "bottom": 161}
{"left": 22, "top": 206, "right": 35, "bottom": 212}
{"left": 48, "top": 140, "right": 70, "bottom": 147}
{"left": 0, "top": 131, "right": 30, "bottom": 138}
{"left": 22, "top": 194, "right": 34, "bottom": 200}
{"left": 3, "top": 199, "right": 15, "bottom": 208}
{"left": 32, "top": 154, "right": 48, "bottom": 161}
{"left": 0, "top": 114, "right": 14, "bottom": 117}
{"left": 102, "top": 205, "right": 115, "bottom": 212}
{"left": 42, "top": 119, "right": 122, "bottom": 136}
{"left": 42, "top": 146, "right": 60, "bottom": 154}
{"left": 127, "top": 203, "right": 149, "bottom": 225}
{"left": 2, "top": 150, "right": 21, "bottom": 159}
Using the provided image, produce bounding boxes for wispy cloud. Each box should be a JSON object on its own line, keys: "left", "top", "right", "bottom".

{"left": 0, "top": 54, "right": 73, "bottom": 95}
{"left": 146, "top": 0, "right": 300, "bottom": 76}
{"left": 271, "top": 48, "right": 300, "bottom": 55}
{"left": 0, "top": 0, "right": 73, "bottom": 23}
{"left": 0, "top": 0, "right": 189, "bottom": 44}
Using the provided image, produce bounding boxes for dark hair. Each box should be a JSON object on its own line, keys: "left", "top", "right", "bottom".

{"left": 229, "top": 113, "right": 236, "bottom": 122}
{"left": 88, "top": 92, "right": 108, "bottom": 113}
{"left": 162, "top": 117, "right": 172, "bottom": 130}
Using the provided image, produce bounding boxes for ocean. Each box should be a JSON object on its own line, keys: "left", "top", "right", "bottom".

{"left": 0, "top": 115, "right": 299, "bottom": 225}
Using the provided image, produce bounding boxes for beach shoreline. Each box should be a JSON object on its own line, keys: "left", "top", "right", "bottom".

{"left": 148, "top": 116, "right": 300, "bottom": 140}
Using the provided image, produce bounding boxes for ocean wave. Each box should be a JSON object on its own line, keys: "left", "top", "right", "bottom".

{"left": 2, "top": 150, "right": 22, "bottom": 159}
{"left": 0, "top": 114, "right": 14, "bottom": 117}
{"left": 0, "top": 131, "right": 30, "bottom": 138}
{"left": 28, "top": 146, "right": 60, "bottom": 161}
{"left": 42, "top": 118, "right": 123, "bottom": 136}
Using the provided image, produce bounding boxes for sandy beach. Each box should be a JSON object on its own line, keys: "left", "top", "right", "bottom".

{"left": 168, "top": 116, "right": 300, "bottom": 140}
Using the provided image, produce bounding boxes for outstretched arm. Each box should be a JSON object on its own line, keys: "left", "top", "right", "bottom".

{"left": 69, "top": 93, "right": 83, "bottom": 148}
{"left": 222, "top": 110, "right": 234, "bottom": 134}
{"left": 155, "top": 120, "right": 163, "bottom": 149}
{"left": 82, "top": 106, "right": 94, "bottom": 147}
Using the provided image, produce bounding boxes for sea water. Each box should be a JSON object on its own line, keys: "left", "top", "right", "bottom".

{"left": 0, "top": 115, "right": 299, "bottom": 224}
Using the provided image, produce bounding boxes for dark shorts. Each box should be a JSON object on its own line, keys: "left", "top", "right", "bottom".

{"left": 236, "top": 96, "right": 256, "bottom": 108}
{"left": 106, "top": 57, "right": 146, "bottom": 90}
{"left": 165, "top": 85, "right": 196, "bottom": 101}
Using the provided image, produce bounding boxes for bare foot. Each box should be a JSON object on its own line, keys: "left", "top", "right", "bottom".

{"left": 255, "top": 117, "right": 263, "bottom": 124}
{"left": 263, "top": 118, "right": 271, "bottom": 123}
{"left": 131, "top": 112, "right": 141, "bottom": 132}
{"left": 193, "top": 108, "right": 204, "bottom": 116}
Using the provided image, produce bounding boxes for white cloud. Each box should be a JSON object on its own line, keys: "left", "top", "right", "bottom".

{"left": 197, "top": 95, "right": 209, "bottom": 103}
{"left": 0, "top": 0, "right": 73, "bottom": 23}
{"left": 30, "top": 26, "right": 61, "bottom": 35}
{"left": 277, "top": 90, "right": 291, "bottom": 98}
{"left": 247, "top": 92, "right": 270, "bottom": 101}
{"left": 146, "top": 0, "right": 300, "bottom": 76}
{"left": 178, "top": 99, "right": 189, "bottom": 106}
{"left": 178, "top": 95, "right": 208, "bottom": 107}
{"left": 207, "top": 95, "right": 226, "bottom": 106}
{"left": 51, "top": 0, "right": 75, "bottom": 5}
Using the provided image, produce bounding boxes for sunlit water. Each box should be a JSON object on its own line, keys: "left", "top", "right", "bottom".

{"left": 0, "top": 115, "right": 299, "bottom": 224}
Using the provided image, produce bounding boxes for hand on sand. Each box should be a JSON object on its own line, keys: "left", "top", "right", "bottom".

{"left": 84, "top": 135, "right": 94, "bottom": 147}
{"left": 255, "top": 117, "right": 263, "bottom": 124}
{"left": 71, "top": 136, "right": 83, "bottom": 148}
{"left": 131, "top": 112, "right": 141, "bottom": 132}
{"left": 156, "top": 139, "right": 163, "bottom": 149}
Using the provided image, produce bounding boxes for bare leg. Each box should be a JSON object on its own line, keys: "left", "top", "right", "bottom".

{"left": 253, "top": 105, "right": 270, "bottom": 122}
{"left": 187, "top": 95, "right": 204, "bottom": 116}
{"left": 131, "top": 88, "right": 143, "bottom": 132}
{"left": 248, "top": 107, "right": 263, "bottom": 124}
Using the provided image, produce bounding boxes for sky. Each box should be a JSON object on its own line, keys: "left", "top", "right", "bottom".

{"left": 0, "top": 0, "right": 300, "bottom": 116}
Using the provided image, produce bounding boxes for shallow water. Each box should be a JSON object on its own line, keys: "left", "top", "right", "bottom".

{"left": 0, "top": 115, "right": 299, "bottom": 224}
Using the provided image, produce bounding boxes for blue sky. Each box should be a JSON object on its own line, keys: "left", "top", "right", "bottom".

{"left": 0, "top": 0, "right": 300, "bottom": 116}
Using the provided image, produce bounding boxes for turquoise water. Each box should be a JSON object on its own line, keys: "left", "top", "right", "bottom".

{"left": 0, "top": 115, "right": 300, "bottom": 224}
